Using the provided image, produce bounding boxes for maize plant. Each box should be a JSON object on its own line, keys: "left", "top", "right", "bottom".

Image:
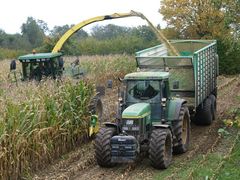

{"left": 0, "top": 79, "right": 94, "bottom": 179}
{"left": 0, "top": 55, "right": 136, "bottom": 179}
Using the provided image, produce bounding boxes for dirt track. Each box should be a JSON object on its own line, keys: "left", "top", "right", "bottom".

{"left": 33, "top": 76, "right": 240, "bottom": 180}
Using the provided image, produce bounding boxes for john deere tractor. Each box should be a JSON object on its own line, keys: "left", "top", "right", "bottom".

{"left": 94, "top": 40, "right": 218, "bottom": 169}
{"left": 94, "top": 72, "right": 190, "bottom": 169}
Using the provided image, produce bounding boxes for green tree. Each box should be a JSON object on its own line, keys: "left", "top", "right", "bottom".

{"left": 131, "top": 25, "right": 158, "bottom": 42}
{"left": 50, "top": 25, "right": 70, "bottom": 37}
{"left": 37, "top": 19, "right": 49, "bottom": 34}
{"left": 0, "top": 29, "right": 31, "bottom": 50}
{"left": 21, "top": 17, "right": 45, "bottom": 48}
{"left": 160, "top": 0, "right": 228, "bottom": 38}
{"left": 91, "top": 24, "right": 130, "bottom": 40}
{"left": 51, "top": 24, "right": 88, "bottom": 39}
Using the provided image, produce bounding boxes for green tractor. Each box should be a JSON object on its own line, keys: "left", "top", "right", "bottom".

{"left": 95, "top": 72, "right": 190, "bottom": 169}
{"left": 94, "top": 40, "right": 218, "bottom": 169}
{"left": 18, "top": 52, "right": 64, "bottom": 81}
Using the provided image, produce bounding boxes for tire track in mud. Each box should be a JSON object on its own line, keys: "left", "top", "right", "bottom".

{"left": 33, "top": 77, "right": 240, "bottom": 180}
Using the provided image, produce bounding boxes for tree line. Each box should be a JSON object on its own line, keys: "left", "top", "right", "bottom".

{"left": 0, "top": 0, "right": 240, "bottom": 74}
{"left": 0, "top": 17, "right": 159, "bottom": 59}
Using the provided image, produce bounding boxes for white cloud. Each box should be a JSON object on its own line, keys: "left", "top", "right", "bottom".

{"left": 0, "top": 0, "right": 165, "bottom": 34}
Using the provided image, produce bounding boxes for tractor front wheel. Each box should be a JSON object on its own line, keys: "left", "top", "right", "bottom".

{"left": 149, "top": 128, "right": 173, "bottom": 169}
{"left": 94, "top": 127, "right": 116, "bottom": 167}
{"left": 173, "top": 105, "right": 190, "bottom": 154}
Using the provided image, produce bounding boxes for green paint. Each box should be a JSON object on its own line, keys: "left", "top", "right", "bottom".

{"left": 122, "top": 103, "right": 151, "bottom": 119}
{"left": 90, "top": 115, "right": 98, "bottom": 126}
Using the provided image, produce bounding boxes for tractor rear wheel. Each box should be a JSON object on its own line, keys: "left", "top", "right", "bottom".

{"left": 194, "top": 98, "right": 212, "bottom": 125}
{"left": 149, "top": 129, "right": 173, "bottom": 169}
{"left": 94, "top": 127, "right": 116, "bottom": 167}
{"left": 173, "top": 105, "right": 190, "bottom": 154}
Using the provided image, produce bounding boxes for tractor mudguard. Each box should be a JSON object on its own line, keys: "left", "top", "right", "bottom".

{"left": 152, "top": 123, "right": 174, "bottom": 137}
{"left": 103, "top": 122, "right": 121, "bottom": 134}
{"left": 167, "top": 99, "right": 187, "bottom": 121}
{"left": 153, "top": 124, "right": 170, "bottom": 129}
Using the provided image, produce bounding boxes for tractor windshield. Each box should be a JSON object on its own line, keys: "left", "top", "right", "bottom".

{"left": 127, "top": 80, "right": 160, "bottom": 102}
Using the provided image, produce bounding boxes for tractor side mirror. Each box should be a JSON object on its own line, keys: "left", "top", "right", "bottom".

{"left": 107, "top": 80, "right": 113, "bottom": 89}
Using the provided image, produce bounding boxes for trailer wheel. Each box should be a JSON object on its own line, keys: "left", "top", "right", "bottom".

{"left": 173, "top": 105, "right": 190, "bottom": 154}
{"left": 209, "top": 94, "right": 216, "bottom": 120}
{"left": 194, "top": 98, "right": 212, "bottom": 125}
{"left": 149, "top": 129, "right": 173, "bottom": 169}
{"left": 94, "top": 127, "right": 116, "bottom": 167}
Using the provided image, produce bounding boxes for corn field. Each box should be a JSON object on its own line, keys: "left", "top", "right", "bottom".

{"left": 0, "top": 55, "right": 136, "bottom": 179}
{"left": 0, "top": 80, "right": 94, "bottom": 179}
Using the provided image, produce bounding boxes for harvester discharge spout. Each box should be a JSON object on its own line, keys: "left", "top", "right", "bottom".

{"left": 52, "top": 10, "right": 179, "bottom": 56}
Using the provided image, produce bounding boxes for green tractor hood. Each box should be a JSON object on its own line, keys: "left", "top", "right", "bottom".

{"left": 122, "top": 103, "right": 151, "bottom": 119}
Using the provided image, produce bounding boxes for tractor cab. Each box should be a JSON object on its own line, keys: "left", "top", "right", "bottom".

{"left": 122, "top": 71, "right": 170, "bottom": 122}
{"left": 18, "top": 52, "right": 64, "bottom": 81}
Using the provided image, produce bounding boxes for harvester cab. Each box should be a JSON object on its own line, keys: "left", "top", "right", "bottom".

{"left": 18, "top": 52, "right": 64, "bottom": 81}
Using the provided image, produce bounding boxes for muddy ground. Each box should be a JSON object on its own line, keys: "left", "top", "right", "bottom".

{"left": 33, "top": 76, "right": 240, "bottom": 180}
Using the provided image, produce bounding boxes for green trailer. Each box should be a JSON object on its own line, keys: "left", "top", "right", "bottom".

{"left": 94, "top": 40, "right": 218, "bottom": 169}
{"left": 136, "top": 39, "right": 218, "bottom": 123}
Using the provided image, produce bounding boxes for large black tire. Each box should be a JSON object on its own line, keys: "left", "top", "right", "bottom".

{"left": 94, "top": 128, "right": 116, "bottom": 167}
{"left": 89, "top": 96, "right": 103, "bottom": 123}
{"left": 209, "top": 94, "right": 217, "bottom": 121}
{"left": 149, "top": 129, "right": 173, "bottom": 169}
{"left": 194, "top": 98, "right": 212, "bottom": 125}
{"left": 173, "top": 105, "right": 190, "bottom": 154}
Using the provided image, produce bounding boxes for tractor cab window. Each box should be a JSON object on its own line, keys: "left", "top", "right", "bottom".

{"left": 127, "top": 80, "right": 160, "bottom": 101}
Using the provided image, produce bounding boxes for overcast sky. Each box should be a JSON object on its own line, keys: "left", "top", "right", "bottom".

{"left": 0, "top": 0, "right": 165, "bottom": 34}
